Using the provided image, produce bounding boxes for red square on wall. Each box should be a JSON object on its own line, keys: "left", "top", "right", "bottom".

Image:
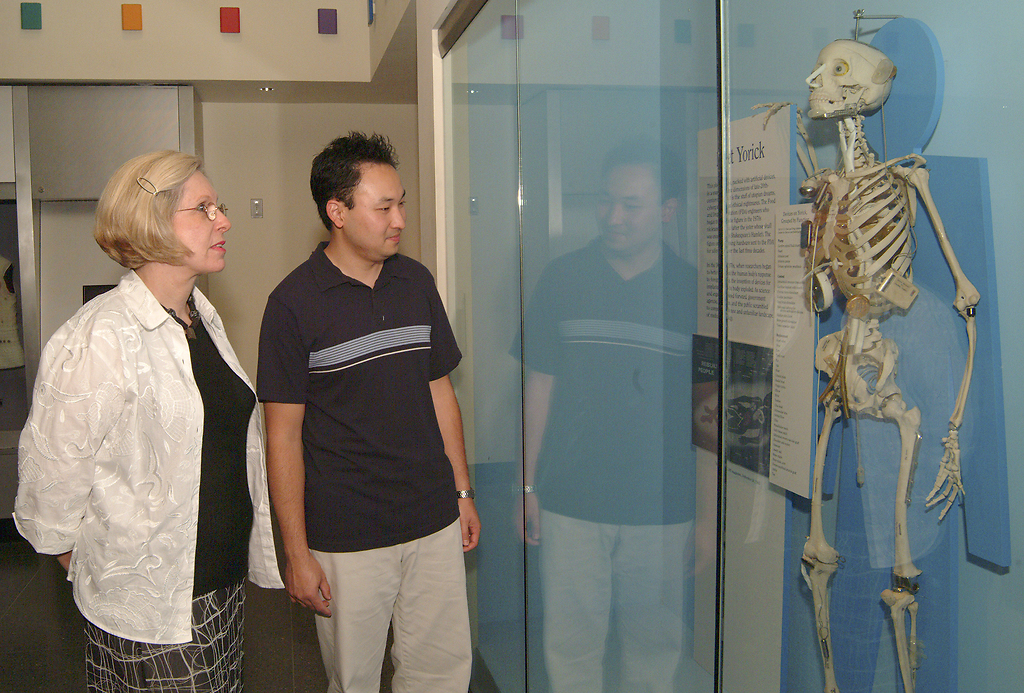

{"left": 220, "top": 7, "right": 240, "bottom": 33}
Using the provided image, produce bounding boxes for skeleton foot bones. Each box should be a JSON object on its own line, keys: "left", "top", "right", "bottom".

{"left": 784, "top": 38, "right": 978, "bottom": 693}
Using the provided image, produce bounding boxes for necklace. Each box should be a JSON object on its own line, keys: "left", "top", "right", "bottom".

{"left": 164, "top": 294, "right": 200, "bottom": 339}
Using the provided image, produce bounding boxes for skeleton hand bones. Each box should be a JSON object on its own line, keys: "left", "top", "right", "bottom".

{"left": 926, "top": 425, "right": 964, "bottom": 520}
{"left": 751, "top": 102, "right": 793, "bottom": 128}
{"left": 752, "top": 102, "right": 821, "bottom": 178}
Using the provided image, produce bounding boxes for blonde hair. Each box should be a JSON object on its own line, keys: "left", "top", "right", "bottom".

{"left": 94, "top": 150, "right": 204, "bottom": 269}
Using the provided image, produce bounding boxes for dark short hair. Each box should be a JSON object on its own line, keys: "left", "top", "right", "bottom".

{"left": 310, "top": 132, "right": 399, "bottom": 230}
{"left": 600, "top": 137, "right": 683, "bottom": 203}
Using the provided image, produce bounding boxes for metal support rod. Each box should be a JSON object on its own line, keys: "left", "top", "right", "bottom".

{"left": 714, "top": 1, "right": 730, "bottom": 691}
{"left": 853, "top": 9, "right": 904, "bottom": 42}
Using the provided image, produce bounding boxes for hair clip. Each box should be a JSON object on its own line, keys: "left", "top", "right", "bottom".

{"left": 136, "top": 177, "right": 159, "bottom": 195}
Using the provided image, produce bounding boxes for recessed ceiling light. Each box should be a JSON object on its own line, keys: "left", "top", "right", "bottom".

{"left": 259, "top": 86, "right": 275, "bottom": 92}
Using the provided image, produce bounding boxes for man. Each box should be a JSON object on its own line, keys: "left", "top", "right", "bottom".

{"left": 258, "top": 132, "right": 479, "bottom": 693}
{"left": 518, "top": 139, "right": 714, "bottom": 692}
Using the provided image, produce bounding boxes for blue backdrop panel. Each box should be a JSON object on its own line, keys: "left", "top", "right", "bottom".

{"left": 863, "top": 16, "right": 1010, "bottom": 568}
{"left": 908, "top": 154, "right": 1009, "bottom": 568}
{"left": 864, "top": 18, "right": 944, "bottom": 156}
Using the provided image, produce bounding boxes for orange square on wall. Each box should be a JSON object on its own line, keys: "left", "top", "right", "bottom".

{"left": 121, "top": 4, "right": 142, "bottom": 31}
{"left": 220, "top": 7, "right": 240, "bottom": 33}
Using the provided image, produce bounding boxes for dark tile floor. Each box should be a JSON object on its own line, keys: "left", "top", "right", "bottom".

{"left": 0, "top": 519, "right": 335, "bottom": 692}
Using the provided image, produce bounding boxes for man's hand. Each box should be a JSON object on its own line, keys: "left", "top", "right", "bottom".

{"left": 285, "top": 551, "right": 333, "bottom": 617}
{"left": 459, "top": 498, "right": 481, "bottom": 552}
{"left": 516, "top": 493, "right": 541, "bottom": 545}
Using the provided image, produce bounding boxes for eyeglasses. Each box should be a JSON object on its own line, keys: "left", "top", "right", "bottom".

{"left": 175, "top": 202, "right": 229, "bottom": 221}
{"left": 137, "top": 178, "right": 228, "bottom": 221}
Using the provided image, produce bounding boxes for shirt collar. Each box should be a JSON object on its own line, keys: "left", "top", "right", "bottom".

{"left": 118, "top": 270, "right": 222, "bottom": 333}
{"left": 586, "top": 238, "right": 668, "bottom": 283}
{"left": 310, "top": 241, "right": 413, "bottom": 292}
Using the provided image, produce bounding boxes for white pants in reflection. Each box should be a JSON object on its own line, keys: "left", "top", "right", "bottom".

{"left": 312, "top": 520, "right": 472, "bottom": 693}
{"left": 541, "top": 511, "right": 691, "bottom": 693}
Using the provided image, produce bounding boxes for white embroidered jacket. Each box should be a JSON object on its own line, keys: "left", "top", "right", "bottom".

{"left": 14, "top": 271, "right": 283, "bottom": 644}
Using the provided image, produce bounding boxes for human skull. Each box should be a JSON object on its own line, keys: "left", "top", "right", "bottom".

{"left": 806, "top": 40, "right": 896, "bottom": 118}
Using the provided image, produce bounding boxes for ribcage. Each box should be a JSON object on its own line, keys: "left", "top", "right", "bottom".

{"left": 806, "top": 165, "right": 913, "bottom": 317}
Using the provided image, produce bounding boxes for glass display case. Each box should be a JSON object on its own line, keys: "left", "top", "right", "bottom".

{"left": 441, "top": 2, "right": 1021, "bottom": 691}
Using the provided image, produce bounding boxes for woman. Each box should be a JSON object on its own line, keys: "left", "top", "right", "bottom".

{"left": 14, "top": 150, "right": 283, "bottom": 692}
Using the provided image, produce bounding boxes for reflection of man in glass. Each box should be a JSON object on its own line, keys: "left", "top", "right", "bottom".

{"left": 519, "top": 140, "right": 713, "bottom": 692}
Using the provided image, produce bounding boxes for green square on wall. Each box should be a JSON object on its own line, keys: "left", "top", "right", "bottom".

{"left": 21, "top": 3, "right": 42, "bottom": 30}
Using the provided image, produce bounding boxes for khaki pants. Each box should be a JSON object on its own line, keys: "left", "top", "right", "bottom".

{"left": 312, "top": 520, "right": 472, "bottom": 693}
{"left": 541, "top": 511, "right": 692, "bottom": 693}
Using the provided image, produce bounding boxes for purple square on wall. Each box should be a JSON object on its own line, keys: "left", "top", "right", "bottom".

{"left": 318, "top": 8, "right": 337, "bottom": 35}
{"left": 501, "top": 14, "right": 523, "bottom": 40}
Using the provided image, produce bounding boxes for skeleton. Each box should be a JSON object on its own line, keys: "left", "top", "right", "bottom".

{"left": 758, "top": 40, "right": 979, "bottom": 693}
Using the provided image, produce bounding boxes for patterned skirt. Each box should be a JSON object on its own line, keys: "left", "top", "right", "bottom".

{"left": 84, "top": 580, "right": 245, "bottom": 693}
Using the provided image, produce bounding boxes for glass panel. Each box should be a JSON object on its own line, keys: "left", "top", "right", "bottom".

{"left": 444, "top": 1, "right": 527, "bottom": 691}
{"left": 721, "top": 4, "right": 1022, "bottom": 693}
{"left": 446, "top": 1, "right": 719, "bottom": 691}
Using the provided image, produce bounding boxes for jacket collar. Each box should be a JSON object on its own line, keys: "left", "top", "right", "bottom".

{"left": 118, "top": 270, "right": 222, "bottom": 333}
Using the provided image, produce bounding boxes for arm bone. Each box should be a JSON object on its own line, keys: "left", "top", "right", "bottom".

{"left": 906, "top": 166, "right": 980, "bottom": 518}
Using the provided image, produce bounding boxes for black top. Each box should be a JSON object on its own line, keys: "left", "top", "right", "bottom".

{"left": 189, "top": 317, "right": 255, "bottom": 594}
{"left": 520, "top": 242, "right": 698, "bottom": 525}
{"left": 257, "top": 245, "right": 462, "bottom": 552}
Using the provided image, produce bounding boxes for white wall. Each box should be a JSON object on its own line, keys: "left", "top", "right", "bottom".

{"left": 371, "top": 0, "right": 414, "bottom": 74}
{"left": 0, "top": 1, "right": 373, "bottom": 82}
{"left": 200, "top": 101, "right": 420, "bottom": 377}
{"left": 415, "top": 0, "right": 450, "bottom": 282}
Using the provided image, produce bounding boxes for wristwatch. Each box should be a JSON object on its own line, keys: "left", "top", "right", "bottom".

{"left": 456, "top": 489, "right": 475, "bottom": 499}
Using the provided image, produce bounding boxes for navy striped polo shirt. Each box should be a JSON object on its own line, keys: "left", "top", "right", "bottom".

{"left": 258, "top": 244, "right": 461, "bottom": 552}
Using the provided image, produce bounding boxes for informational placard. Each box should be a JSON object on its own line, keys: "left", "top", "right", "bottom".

{"left": 770, "top": 204, "right": 815, "bottom": 496}
{"left": 696, "top": 107, "right": 814, "bottom": 497}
